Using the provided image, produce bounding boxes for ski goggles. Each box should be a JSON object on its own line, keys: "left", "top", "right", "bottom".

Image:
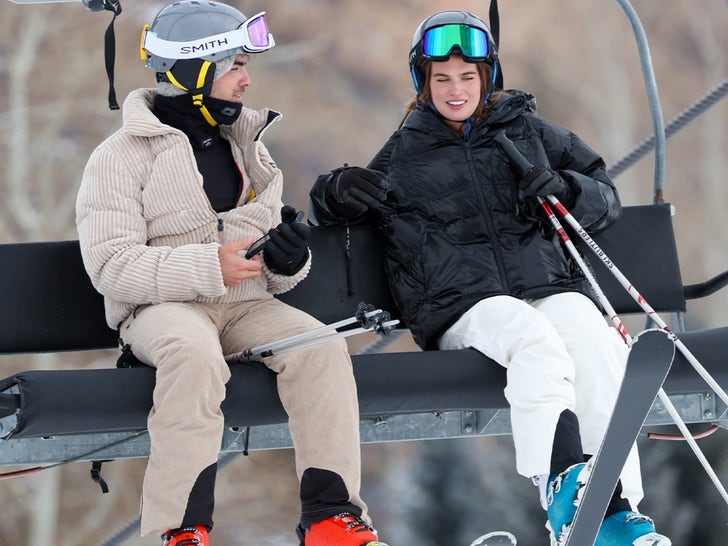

{"left": 141, "top": 11, "right": 275, "bottom": 61}
{"left": 421, "top": 24, "right": 489, "bottom": 62}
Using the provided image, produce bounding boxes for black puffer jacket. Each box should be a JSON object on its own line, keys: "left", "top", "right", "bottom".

{"left": 311, "top": 90, "right": 621, "bottom": 349}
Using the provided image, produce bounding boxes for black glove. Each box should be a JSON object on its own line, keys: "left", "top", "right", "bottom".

{"left": 263, "top": 206, "right": 310, "bottom": 276}
{"left": 326, "top": 166, "right": 389, "bottom": 217}
{"left": 519, "top": 166, "right": 572, "bottom": 204}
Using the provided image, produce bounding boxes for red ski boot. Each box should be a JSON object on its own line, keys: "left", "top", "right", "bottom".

{"left": 161, "top": 525, "right": 209, "bottom": 546}
{"left": 298, "top": 513, "right": 389, "bottom": 545}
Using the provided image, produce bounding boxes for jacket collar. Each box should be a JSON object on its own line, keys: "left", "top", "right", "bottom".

{"left": 121, "top": 88, "right": 280, "bottom": 144}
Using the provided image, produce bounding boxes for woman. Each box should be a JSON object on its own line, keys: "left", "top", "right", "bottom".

{"left": 310, "top": 10, "right": 670, "bottom": 546}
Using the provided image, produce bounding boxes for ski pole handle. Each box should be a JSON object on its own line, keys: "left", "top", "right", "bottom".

{"left": 494, "top": 131, "right": 536, "bottom": 178}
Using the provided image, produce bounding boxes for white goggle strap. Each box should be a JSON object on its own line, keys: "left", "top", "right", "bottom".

{"left": 141, "top": 12, "right": 274, "bottom": 60}
{"left": 143, "top": 28, "right": 248, "bottom": 60}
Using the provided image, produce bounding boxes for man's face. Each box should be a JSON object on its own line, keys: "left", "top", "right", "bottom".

{"left": 209, "top": 54, "right": 251, "bottom": 103}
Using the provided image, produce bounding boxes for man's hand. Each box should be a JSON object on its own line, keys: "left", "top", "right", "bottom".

{"left": 263, "top": 215, "right": 310, "bottom": 276}
{"left": 218, "top": 238, "right": 263, "bottom": 287}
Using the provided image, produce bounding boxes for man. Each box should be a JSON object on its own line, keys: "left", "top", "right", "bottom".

{"left": 76, "top": 2, "right": 387, "bottom": 545}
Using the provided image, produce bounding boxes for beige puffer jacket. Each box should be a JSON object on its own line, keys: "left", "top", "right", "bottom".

{"left": 76, "top": 88, "right": 310, "bottom": 329}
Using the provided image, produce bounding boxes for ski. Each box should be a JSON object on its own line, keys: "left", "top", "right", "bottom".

{"left": 470, "top": 531, "right": 518, "bottom": 546}
{"left": 561, "top": 329, "right": 676, "bottom": 546}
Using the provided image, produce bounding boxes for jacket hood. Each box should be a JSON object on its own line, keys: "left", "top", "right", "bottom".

{"left": 486, "top": 89, "right": 537, "bottom": 124}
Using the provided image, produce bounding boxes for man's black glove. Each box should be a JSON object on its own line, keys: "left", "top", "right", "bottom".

{"left": 519, "top": 166, "right": 572, "bottom": 205}
{"left": 263, "top": 206, "right": 310, "bottom": 276}
{"left": 326, "top": 166, "right": 389, "bottom": 217}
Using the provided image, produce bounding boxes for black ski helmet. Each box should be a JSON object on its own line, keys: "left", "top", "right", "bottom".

{"left": 409, "top": 10, "right": 501, "bottom": 97}
{"left": 140, "top": 1, "right": 275, "bottom": 96}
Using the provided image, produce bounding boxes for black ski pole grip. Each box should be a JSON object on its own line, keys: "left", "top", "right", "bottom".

{"left": 494, "top": 131, "right": 534, "bottom": 178}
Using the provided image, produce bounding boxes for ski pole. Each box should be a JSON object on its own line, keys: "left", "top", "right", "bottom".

{"left": 546, "top": 194, "right": 728, "bottom": 409}
{"left": 494, "top": 131, "right": 728, "bottom": 409}
{"left": 494, "top": 131, "right": 728, "bottom": 503}
{"left": 538, "top": 198, "right": 728, "bottom": 506}
{"left": 543, "top": 196, "right": 728, "bottom": 505}
{"left": 224, "top": 302, "right": 399, "bottom": 364}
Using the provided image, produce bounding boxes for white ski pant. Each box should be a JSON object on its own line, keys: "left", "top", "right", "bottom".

{"left": 438, "top": 292, "right": 643, "bottom": 507}
{"left": 119, "top": 298, "right": 367, "bottom": 536}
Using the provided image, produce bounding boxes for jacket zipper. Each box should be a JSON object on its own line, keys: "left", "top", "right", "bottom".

{"left": 463, "top": 140, "right": 512, "bottom": 293}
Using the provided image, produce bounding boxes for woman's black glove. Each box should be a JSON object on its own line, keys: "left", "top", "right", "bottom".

{"left": 263, "top": 206, "right": 310, "bottom": 276}
{"left": 326, "top": 166, "right": 389, "bottom": 217}
{"left": 519, "top": 166, "right": 572, "bottom": 204}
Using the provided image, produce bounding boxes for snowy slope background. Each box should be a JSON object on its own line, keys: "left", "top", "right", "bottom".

{"left": 1, "top": 1, "right": 727, "bottom": 544}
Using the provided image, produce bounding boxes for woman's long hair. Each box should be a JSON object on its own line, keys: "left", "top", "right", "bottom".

{"left": 399, "top": 58, "right": 503, "bottom": 129}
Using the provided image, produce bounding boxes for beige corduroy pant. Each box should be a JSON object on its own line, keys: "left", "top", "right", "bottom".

{"left": 119, "top": 297, "right": 366, "bottom": 537}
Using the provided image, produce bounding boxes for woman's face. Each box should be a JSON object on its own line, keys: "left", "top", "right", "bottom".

{"left": 428, "top": 55, "right": 482, "bottom": 131}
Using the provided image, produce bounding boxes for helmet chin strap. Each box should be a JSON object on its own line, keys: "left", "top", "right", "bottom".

{"left": 191, "top": 95, "right": 219, "bottom": 127}
{"left": 164, "top": 60, "right": 219, "bottom": 126}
